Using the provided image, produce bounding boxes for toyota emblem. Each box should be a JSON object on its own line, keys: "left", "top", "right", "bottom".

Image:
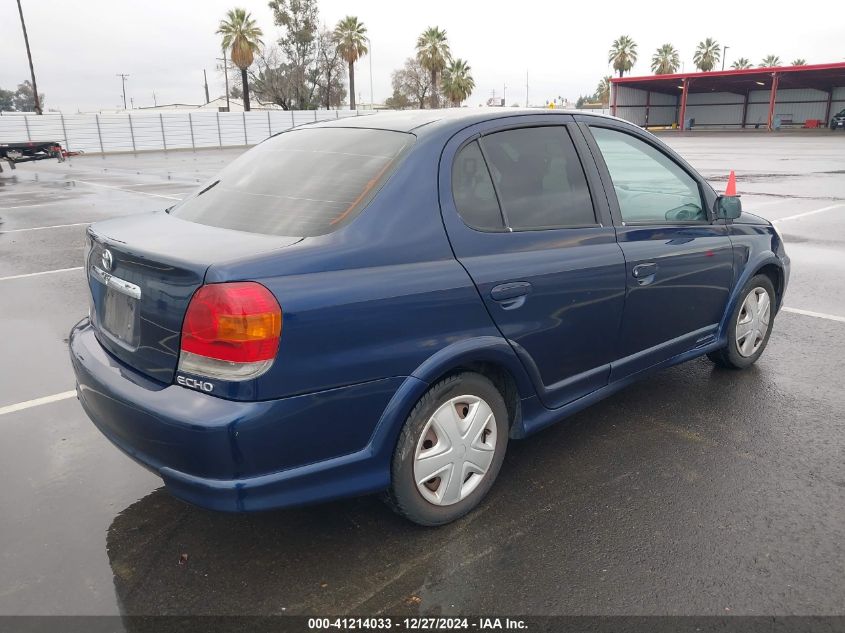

{"left": 101, "top": 249, "right": 113, "bottom": 272}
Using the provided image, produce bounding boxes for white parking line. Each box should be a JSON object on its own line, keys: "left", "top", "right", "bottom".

{"left": 0, "top": 266, "right": 83, "bottom": 282}
{"left": 73, "top": 179, "right": 181, "bottom": 200}
{"left": 782, "top": 307, "right": 845, "bottom": 323}
{"left": 0, "top": 391, "right": 77, "bottom": 417}
{"left": 0, "top": 222, "right": 90, "bottom": 234}
{"left": 773, "top": 203, "right": 844, "bottom": 224}
{"left": 0, "top": 201, "right": 75, "bottom": 210}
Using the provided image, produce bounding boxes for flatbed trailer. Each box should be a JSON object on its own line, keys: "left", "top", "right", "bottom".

{"left": 0, "top": 140, "right": 66, "bottom": 173}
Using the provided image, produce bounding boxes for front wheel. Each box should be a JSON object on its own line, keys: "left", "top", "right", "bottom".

{"left": 708, "top": 275, "right": 776, "bottom": 369}
{"left": 384, "top": 372, "right": 509, "bottom": 526}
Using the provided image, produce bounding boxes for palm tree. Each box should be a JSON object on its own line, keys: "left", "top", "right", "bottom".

{"left": 334, "top": 16, "right": 368, "bottom": 110}
{"left": 441, "top": 58, "right": 475, "bottom": 107}
{"left": 608, "top": 36, "right": 637, "bottom": 77}
{"left": 791, "top": 58, "right": 806, "bottom": 66}
{"left": 693, "top": 38, "right": 721, "bottom": 72}
{"left": 416, "top": 27, "right": 451, "bottom": 108}
{"left": 217, "top": 8, "right": 263, "bottom": 111}
{"left": 651, "top": 44, "right": 680, "bottom": 75}
{"left": 731, "top": 58, "right": 752, "bottom": 70}
{"left": 760, "top": 55, "right": 781, "bottom": 67}
{"left": 595, "top": 76, "right": 611, "bottom": 105}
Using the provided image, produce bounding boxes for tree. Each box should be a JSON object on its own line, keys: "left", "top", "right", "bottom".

{"left": 334, "top": 16, "right": 367, "bottom": 110}
{"left": 595, "top": 76, "right": 611, "bottom": 105}
{"left": 731, "top": 58, "right": 752, "bottom": 70}
{"left": 10, "top": 80, "right": 44, "bottom": 112}
{"left": 317, "top": 28, "right": 347, "bottom": 109}
{"left": 608, "top": 36, "right": 637, "bottom": 77}
{"left": 249, "top": 47, "right": 296, "bottom": 109}
{"left": 760, "top": 55, "right": 781, "bottom": 67}
{"left": 693, "top": 38, "right": 721, "bottom": 72}
{"left": 416, "top": 27, "right": 451, "bottom": 108}
{"left": 269, "top": 0, "right": 320, "bottom": 110}
{"left": 791, "top": 58, "right": 806, "bottom": 66}
{"left": 217, "top": 8, "right": 263, "bottom": 111}
{"left": 391, "top": 57, "right": 433, "bottom": 109}
{"left": 0, "top": 88, "right": 14, "bottom": 111}
{"left": 441, "top": 58, "right": 475, "bottom": 107}
{"left": 384, "top": 89, "right": 411, "bottom": 110}
{"left": 651, "top": 44, "right": 680, "bottom": 75}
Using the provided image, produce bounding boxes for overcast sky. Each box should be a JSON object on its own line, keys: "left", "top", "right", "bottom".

{"left": 1, "top": 0, "right": 842, "bottom": 112}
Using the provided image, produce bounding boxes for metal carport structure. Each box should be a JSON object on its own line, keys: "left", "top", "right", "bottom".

{"left": 610, "top": 62, "right": 845, "bottom": 131}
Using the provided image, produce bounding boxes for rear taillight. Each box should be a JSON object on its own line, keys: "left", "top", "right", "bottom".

{"left": 178, "top": 282, "right": 282, "bottom": 381}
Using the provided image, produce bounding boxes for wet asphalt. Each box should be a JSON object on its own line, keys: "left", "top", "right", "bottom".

{"left": 0, "top": 133, "right": 843, "bottom": 617}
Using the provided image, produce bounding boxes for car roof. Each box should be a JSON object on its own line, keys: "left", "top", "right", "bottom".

{"left": 311, "top": 108, "right": 619, "bottom": 134}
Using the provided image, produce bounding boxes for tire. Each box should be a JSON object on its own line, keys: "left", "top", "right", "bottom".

{"left": 384, "top": 372, "right": 509, "bottom": 526}
{"left": 708, "top": 274, "right": 776, "bottom": 369}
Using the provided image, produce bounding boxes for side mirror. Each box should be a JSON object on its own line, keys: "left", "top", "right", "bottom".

{"left": 715, "top": 195, "right": 742, "bottom": 220}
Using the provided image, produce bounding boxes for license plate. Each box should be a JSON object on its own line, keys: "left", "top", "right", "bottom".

{"left": 103, "top": 286, "right": 140, "bottom": 347}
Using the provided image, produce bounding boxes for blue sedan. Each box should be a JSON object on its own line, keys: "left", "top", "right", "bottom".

{"left": 69, "top": 110, "right": 789, "bottom": 525}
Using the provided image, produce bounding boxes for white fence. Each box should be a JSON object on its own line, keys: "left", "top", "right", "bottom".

{"left": 0, "top": 110, "right": 374, "bottom": 154}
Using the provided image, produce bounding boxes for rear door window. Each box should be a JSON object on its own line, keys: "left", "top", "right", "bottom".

{"left": 170, "top": 128, "right": 413, "bottom": 237}
{"left": 479, "top": 126, "right": 596, "bottom": 230}
{"left": 452, "top": 140, "right": 505, "bottom": 231}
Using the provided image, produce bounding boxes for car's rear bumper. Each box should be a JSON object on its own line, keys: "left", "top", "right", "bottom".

{"left": 69, "top": 319, "right": 411, "bottom": 511}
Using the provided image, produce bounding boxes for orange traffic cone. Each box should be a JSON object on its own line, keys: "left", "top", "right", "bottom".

{"left": 725, "top": 170, "right": 737, "bottom": 196}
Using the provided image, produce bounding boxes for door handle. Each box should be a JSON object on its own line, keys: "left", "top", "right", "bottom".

{"left": 491, "top": 281, "right": 532, "bottom": 301}
{"left": 490, "top": 282, "right": 532, "bottom": 309}
{"left": 632, "top": 263, "right": 658, "bottom": 285}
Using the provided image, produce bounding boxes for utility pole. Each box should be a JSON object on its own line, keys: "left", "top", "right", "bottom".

{"left": 130, "top": 97, "right": 134, "bottom": 109}
{"left": 203, "top": 69, "right": 210, "bottom": 104}
{"left": 152, "top": 91, "right": 157, "bottom": 107}
{"left": 16, "top": 0, "right": 42, "bottom": 114}
{"left": 503, "top": 84, "right": 507, "bottom": 107}
{"left": 525, "top": 69, "right": 529, "bottom": 108}
{"left": 116, "top": 74, "right": 129, "bottom": 109}
{"left": 722, "top": 46, "right": 730, "bottom": 71}
{"left": 221, "top": 48, "right": 231, "bottom": 111}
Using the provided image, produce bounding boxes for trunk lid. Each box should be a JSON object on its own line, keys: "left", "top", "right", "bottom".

{"left": 86, "top": 212, "right": 300, "bottom": 383}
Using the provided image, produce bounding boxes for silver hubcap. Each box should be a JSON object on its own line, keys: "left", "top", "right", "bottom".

{"left": 735, "top": 286, "right": 771, "bottom": 357}
{"left": 413, "top": 395, "right": 497, "bottom": 506}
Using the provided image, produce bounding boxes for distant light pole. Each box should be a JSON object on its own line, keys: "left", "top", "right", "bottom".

{"left": 16, "top": 0, "right": 42, "bottom": 114}
{"left": 722, "top": 45, "right": 730, "bottom": 71}
{"left": 364, "top": 36, "right": 374, "bottom": 109}
{"left": 116, "top": 74, "right": 129, "bottom": 109}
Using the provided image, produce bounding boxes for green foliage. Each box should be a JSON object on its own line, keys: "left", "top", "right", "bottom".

{"left": 385, "top": 89, "right": 412, "bottom": 110}
{"left": 0, "top": 81, "right": 44, "bottom": 112}
{"left": 693, "top": 38, "right": 720, "bottom": 72}
{"left": 731, "top": 58, "right": 752, "bottom": 70}
{"left": 791, "top": 58, "right": 806, "bottom": 66}
{"left": 760, "top": 55, "right": 781, "bottom": 67}
{"left": 608, "top": 36, "right": 637, "bottom": 77}
{"left": 416, "top": 27, "right": 451, "bottom": 107}
{"left": 217, "top": 8, "right": 263, "bottom": 69}
{"left": 441, "top": 58, "right": 474, "bottom": 106}
{"left": 595, "top": 76, "right": 611, "bottom": 105}
{"left": 334, "top": 16, "right": 367, "bottom": 109}
{"left": 652, "top": 44, "right": 680, "bottom": 75}
{"left": 0, "top": 88, "right": 16, "bottom": 111}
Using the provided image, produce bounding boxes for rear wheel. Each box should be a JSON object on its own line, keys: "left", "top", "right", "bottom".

{"left": 708, "top": 274, "right": 776, "bottom": 369}
{"left": 384, "top": 372, "right": 509, "bottom": 526}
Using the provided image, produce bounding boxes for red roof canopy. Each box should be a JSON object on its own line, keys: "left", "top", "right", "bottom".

{"left": 611, "top": 62, "right": 845, "bottom": 95}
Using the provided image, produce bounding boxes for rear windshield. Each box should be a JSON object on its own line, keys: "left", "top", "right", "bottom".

{"left": 170, "top": 127, "right": 413, "bottom": 236}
